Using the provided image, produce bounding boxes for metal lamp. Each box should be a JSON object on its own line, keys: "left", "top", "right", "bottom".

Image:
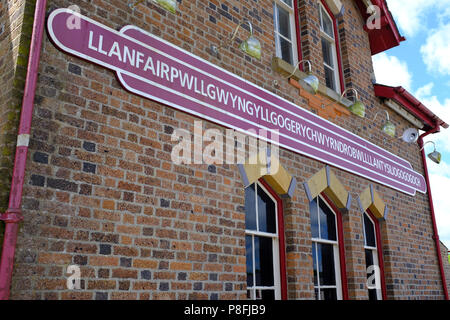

{"left": 373, "top": 110, "right": 396, "bottom": 137}
{"left": 286, "top": 60, "right": 319, "bottom": 94}
{"left": 341, "top": 88, "right": 365, "bottom": 118}
{"left": 420, "top": 141, "right": 442, "bottom": 164}
{"left": 211, "top": 20, "right": 261, "bottom": 59}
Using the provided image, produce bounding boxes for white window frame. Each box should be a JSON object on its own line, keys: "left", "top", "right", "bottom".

{"left": 245, "top": 181, "right": 281, "bottom": 300}
{"left": 311, "top": 195, "right": 342, "bottom": 300}
{"left": 319, "top": 2, "right": 341, "bottom": 93}
{"left": 362, "top": 211, "right": 383, "bottom": 300}
{"left": 274, "top": 0, "right": 299, "bottom": 66}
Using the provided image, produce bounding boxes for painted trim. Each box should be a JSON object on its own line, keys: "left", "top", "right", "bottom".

{"left": 366, "top": 209, "right": 388, "bottom": 300}
{"left": 320, "top": 0, "right": 345, "bottom": 94}
{"left": 322, "top": 193, "right": 349, "bottom": 300}
{"left": 293, "top": 0, "right": 303, "bottom": 70}
{"left": 237, "top": 164, "right": 250, "bottom": 187}
{"left": 303, "top": 166, "right": 351, "bottom": 210}
{"left": 259, "top": 178, "right": 288, "bottom": 300}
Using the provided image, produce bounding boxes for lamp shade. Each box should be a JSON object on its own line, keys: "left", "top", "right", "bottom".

{"left": 428, "top": 151, "right": 442, "bottom": 164}
{"left": 239, "top": 35, "right": 261, "bottom": 60}
{"left": 349, "top": 100, "right": 366, "bottom": 118}
{"left": 382, "top": 121, "right": 396, "bottom": 137}
{"left": 303, "top": 73, "right": 319, "bottom": 94}
{"left": 155, "top": 0, "right": 177, "bottom": 13}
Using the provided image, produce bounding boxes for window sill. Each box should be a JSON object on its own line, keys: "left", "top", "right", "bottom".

{"left": 271, "top": 57, "right": 352, "bottom": 115}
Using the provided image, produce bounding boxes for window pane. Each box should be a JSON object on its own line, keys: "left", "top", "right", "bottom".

{"left": 309, "top": 199, "right": 319, "bottom": 238}
{"left": 312, "top": 242, "right": 318, "bottom": 285}
{"left": 318, "top": 198, "right": 337, "bottom": 241}
{"left": 365, "top": 249, "right": 374, "bottom": 269}
{"left": 364, "top": 213, "right": 376, "bottom": 247}
{"left": 260, "top": 290, "right": 275, "bottom": 300}
{"left": 320, "top": 7, "right": 334, "bottom": 38}
{"left": 279, "top": 37, "right": 293, "bottom": 65}
{"left": 324, "top": 66, "right": 336, "bottom": 91}
{"left": 245, "top": 184, "right": 256, "bottom": 231}
{"left": 277, "top": 5, "right": 291, "bottom": 39}
{"left": 365, "top": 249, "right": 379, "bottom": 300}
{"left": 321, "top": 38, "right": 333, "bottom": 67}
{"left": 319, "top": 243, "right": 336, "bottom": 286}
{"left": 246, "top": 236, "right": 254, "bottom": 287}
{"left": 254, "top": 236, "right": 274, "bottom": 286}
{"left": 320, "top": 288, "right": 337, "bottom": 300}
{"left": 257, "top": 185, "right": 276, "bottom": 233}
{"left": 282, "top": 0, "right": 292, "bottom": 7}
{"left": 368, "top": 289, "right": 378, "bottom": 301}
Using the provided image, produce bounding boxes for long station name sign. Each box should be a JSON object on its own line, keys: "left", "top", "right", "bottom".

{"left": 47, "top": 9, "right": 427, "bottom": 196}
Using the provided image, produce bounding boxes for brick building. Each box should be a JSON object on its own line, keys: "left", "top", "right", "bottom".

{"left": 0, "top": 0, "right": 449, "bottom": 300}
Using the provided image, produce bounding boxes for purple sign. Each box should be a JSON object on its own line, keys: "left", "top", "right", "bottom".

{"left": 47, "top": 9, "right": 427, "bottom": 196}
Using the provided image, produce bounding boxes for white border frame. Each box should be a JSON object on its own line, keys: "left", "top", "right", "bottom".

{"left": 245, "top": 181, "right": 281, "bottom": 300}
{"left": 319, "top": 2, "right": 341, "bottom": 93}
{"left": 311, "top": 195, "right": 343, "bottom": 300}
{"left": 362, "top": 212, "right": 383, "bottom": 300}
{"left": 274, "top": 0, "right": 298, "bottom": 66}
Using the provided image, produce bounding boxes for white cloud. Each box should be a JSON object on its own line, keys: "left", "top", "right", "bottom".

{"left": 385, "top": 0, "right": 450, "bottom": 37}
{"left": 372, "top": 52, "right": 412, "bottom": 90}
{"left": 385, "top": 0, "right": 432, "bottom": 37}
{"left": 420, "top": 23, "right": 450, "bottom": 76}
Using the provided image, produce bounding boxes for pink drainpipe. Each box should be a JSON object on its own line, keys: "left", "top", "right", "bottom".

{"left": 419, "top": 125, "right": 449, "bottom": 300}
{"left": 0, "top": 0, "right": 47, "bottom": 300}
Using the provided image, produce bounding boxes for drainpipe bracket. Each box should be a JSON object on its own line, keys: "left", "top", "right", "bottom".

{"left": 0, "top": 209, "right": 23, "bottom": 224}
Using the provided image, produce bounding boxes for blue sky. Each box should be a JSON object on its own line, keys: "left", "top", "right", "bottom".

{"left": 371, "top": 0, "right": 450, "bottom": 249}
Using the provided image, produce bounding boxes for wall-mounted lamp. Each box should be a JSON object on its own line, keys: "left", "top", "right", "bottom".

{"left": 286, "top": 60, "right": 319, "bottom": 94}
{"left": 211, "top": 20, "right": 261, "bottom": 59}
{"left": 129, "top": 0, "right": 177, "bottom": 14}
{"left": 401, "top": 128, "right": 419, "bottom": 143}
{"left": 341, "top": 88, "right": 365, "bottom": 118}
{"left": 373, "top": 110, "right": 396, "bottom": 137}
{"left": 420, "top": 141, "right": 442, "bottom": 164}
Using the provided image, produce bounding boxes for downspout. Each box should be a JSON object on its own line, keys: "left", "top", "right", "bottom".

{"left": 0, "top": 0, "right": 47, "bottom": 300}
{"left": 418, "top": 124, "right": 449, "bottom": 300}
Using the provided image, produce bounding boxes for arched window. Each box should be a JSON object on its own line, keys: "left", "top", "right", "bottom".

{"left": 310, "top": 195, "right": 345, "bottom": 300}
{"left": 363, "top": 210, "right": 384, "bottom": 300}
{"left": 245, "top": 180, "right": 285, "bottom": 300}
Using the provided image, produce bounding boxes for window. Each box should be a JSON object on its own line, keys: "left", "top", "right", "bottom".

{"left": 319, "top": 2, "right": 341, "bottom": 92}
{"left": 363, "top": 211, "right": 383, "bottom": 300}
{"left": 274, "top": 0, "right": 298, "bottom": 65}
{"left": 245, "top": 182, "right": 282, "bottom": 300}
{"left": 310, "top": 195, "right": 343, "bottom": 300}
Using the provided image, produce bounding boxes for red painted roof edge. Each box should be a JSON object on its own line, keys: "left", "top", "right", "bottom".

{"left": 374, "top": 84, "right": 449, "bottom": 130}
{"left": 356, "top": 0, "right": 406, "bottom": 55}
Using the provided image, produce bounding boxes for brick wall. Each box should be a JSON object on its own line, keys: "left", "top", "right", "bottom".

{"left": 1, "top": 0, "right": 445, "bottom": 300}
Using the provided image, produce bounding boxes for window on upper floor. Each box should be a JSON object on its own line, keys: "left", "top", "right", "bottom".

{"left": 245, "top": 181, "right": 283, "bottom": 300}
{"left": 310, "top": 195, "right": 344, "bottom": 300}
{"left": 274, "top": 0, "right": 298, "bottom": 66}
{"left": 319, "top": 1, "right": 341, "bottom": 93}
